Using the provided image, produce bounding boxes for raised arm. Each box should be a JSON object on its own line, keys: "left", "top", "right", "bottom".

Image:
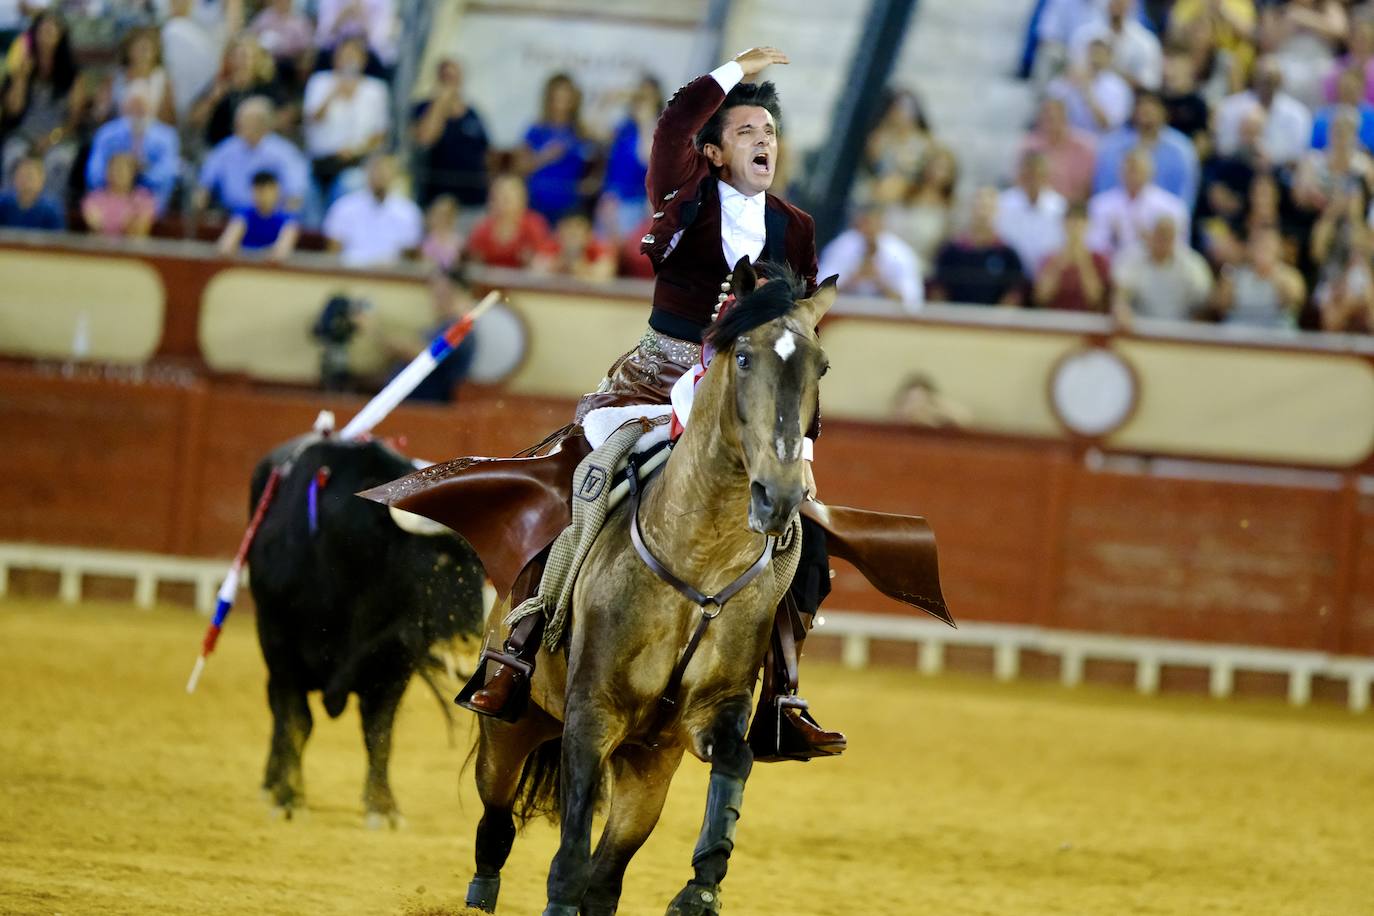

{"left": 645, "top": 47, "right": 788, "bottom": 202}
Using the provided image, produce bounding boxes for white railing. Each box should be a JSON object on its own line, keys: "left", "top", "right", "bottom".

{"left": 4, "top": 541, "right": 1372, "bottom": 712}
{"left": 815, "top": 612, "right": 1374, "bottom": 713}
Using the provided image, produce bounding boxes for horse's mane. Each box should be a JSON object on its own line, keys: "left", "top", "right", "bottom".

{"left": 704, "top": 263, "right": 807, "bottom": 350}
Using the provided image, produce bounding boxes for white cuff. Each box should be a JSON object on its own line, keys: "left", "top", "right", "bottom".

{"left": 802, "top": 438, "right": 814, "bottom": 462}
{"left": 709, "top": 60, "right": 744, "bottom": 94}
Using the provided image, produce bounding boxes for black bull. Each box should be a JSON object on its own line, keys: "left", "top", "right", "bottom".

{"left": 247, "top": 437, "right": 486, "bottom": 826}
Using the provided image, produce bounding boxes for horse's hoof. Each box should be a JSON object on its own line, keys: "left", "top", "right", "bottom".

{"left": 666, "top": 882, "right": 722, "bottom": 915}
{"left": 269, "top": 803, "right": 306, "bottom": 822}
{"left": 465, "top": 874, "right": 500, "bottom": 912}
{"left": 364, "top": 809, "right": 404, "bottom": 831}
{"left": 541, "top": 905, "right": 579, "bottom": 916}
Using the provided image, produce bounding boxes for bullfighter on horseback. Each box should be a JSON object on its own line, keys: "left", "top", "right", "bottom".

{"left": 462, "top": 47, "right": 847, "bottom": 759}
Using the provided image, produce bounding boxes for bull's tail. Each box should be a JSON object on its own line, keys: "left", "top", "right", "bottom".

{"left": 512, "top": 737, "right": 562, "bottom": 827}
{"left": 415, "top": 659, "right": 458, "bottom": 748}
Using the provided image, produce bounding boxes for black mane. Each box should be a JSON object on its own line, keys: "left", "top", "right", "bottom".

{"left": 704, "top": 263, "right": 806, "bottom": 350}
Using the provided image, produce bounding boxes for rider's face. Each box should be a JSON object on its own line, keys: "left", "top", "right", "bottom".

{"left": 706, "top": 105, "right": 777, "bottom": 196}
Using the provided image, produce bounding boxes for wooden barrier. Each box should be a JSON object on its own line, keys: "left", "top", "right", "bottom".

{"left": 4, "top": 362, "right": 1374, "bottom": 658}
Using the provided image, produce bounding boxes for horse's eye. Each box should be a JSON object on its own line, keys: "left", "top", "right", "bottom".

{"left": 736, "top": 352, "right": 751, "bottom": 370}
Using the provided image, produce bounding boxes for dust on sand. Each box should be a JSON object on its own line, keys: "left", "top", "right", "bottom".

{"left": 1, "top": 599, "right": 1371, "bottom": 915}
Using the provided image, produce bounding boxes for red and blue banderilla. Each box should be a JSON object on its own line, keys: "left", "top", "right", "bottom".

{"left": 185, "top": 291, "right": 500, "bottom": 693}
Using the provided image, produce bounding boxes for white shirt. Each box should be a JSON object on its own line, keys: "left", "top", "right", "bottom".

{"left": 1070, "top": 18, "right": 1163, "bottom": 90}
{"left": 323, "top": 189, "right": 423, "bottom": 267}
{"left": 1046, "top": 70, "right": 1133, "bottom": 134}
{"left": 1086, "top": 184, "right": 1190, "bottom": 257}
{"left": 1112, "top": 244, "right": 1214, "bottom": 321}
{"left": 1214, "top": 91, "right": 1313, "bottom": 166}
{"left": 707, "top": 61, "right": 769, "bottom": 270}
{"left": 303, "top": 71, "right": 390, "bottom": 158}
{"left": 717, "top": 180, "right": 766, "bottom": 269}
{"left": 995, "top": 186, "right": 1067, "bottom": 275}
{"left": 818, "top": 228, "right": 924, "bottom": 311}
{"left": 162, "top": 15, "right": 224, "bottom": 119}
{"left": 1037, "top": 0, "right": 1106, "bottom": 45}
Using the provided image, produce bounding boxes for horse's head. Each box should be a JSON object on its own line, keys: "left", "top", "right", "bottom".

{"left": 706, "top": 258, "right": 837, "bottom": 536}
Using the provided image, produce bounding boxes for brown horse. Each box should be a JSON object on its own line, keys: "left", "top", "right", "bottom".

{"left": 463, "top": 262, "right": 836, "bottom": 916}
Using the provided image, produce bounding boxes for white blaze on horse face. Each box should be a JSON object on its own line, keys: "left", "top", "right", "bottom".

{"left": 773, "top": 330, "right": 797, "bottom": 362}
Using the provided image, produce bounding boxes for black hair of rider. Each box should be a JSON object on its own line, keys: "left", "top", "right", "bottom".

{"left": 704, "top": 259, "right": 806, "bottom": 350}
{"left": 694, "top": 81, "right": 783, "bottom": 154}
{"left": 250, "top": 170, "right": 279, "bottom": 188}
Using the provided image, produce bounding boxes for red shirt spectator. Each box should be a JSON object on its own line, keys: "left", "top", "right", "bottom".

{"left": 533, "top": 213, "right": 615, "bottom": 281}
{"left": 619, "top": 215, "right": 656, "bottom": 278}
{"left": 466, "top": 174, "right": 551, "bottom": 268}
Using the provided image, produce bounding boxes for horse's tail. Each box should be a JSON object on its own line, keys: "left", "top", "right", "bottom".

{"left": 512, "top": 737, "right": 563, "bottom": 827}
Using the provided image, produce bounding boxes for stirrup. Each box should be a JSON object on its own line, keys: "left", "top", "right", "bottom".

{"left": 747, "top": 694, "right": 838, "bottom": 763}
{"left": 455, "top": 649, "right": 532, "bottom": 723}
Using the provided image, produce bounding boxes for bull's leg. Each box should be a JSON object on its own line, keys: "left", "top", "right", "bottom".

{"left": 582, "top": 745, "right": 685, "bottom": 916}
{"left": 667, "top": 702, "right": 754, "bottom": 916}
{"left": 468, "top": 708, "right": 560, "bottom": 914}
{"left": 263, "top": 674, "right": 313, "bottom": 818}
{"left": 543, "top": 710, "right": 621, "bottom": 916}
{"left": 358, "top": 674, "right": 409, "bottom": 829}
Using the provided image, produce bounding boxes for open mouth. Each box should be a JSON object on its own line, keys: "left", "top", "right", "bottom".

{"left": 750, "top": 151, "right": 772, "bottom": 175}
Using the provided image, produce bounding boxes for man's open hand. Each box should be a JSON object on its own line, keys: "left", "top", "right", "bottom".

{"left": 733, "top": 47, "right": 789, "bottom": 80}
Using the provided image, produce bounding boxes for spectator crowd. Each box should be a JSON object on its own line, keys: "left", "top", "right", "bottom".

{"left": 0, "top": 0, "right": 663, "bottom": 282}
{"left": 834, "top": 0, "right": 1374, "bottom": 332}
{"left": 3, "top": 0, "right": 1374, "bottom": 334}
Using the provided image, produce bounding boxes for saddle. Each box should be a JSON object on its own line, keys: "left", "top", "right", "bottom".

{"left": 359, "top": 429, "right": 953, "bottom": 627}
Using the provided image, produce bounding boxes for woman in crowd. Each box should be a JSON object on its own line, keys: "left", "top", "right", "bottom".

{"left": 1260, "top": 0, "right": 1347, "bottom": 108}
{"left": 466, "top": 173, "right": 551, "bottom": 269}
{"left": 110, "top": 27, "right": 175, "bottom": 126}
{"left": 518, "top": 72, "right": 594, "bottom": 224}
{"left": 857, "top": 87, "right": 933, "bottom": 204}
{"left": 1212, "top": 225, "right": 1306, "bottom": 327}
{"left": 249, "top": 0, "right": 315, "bottom": 88}
{"left": 80, "top": 152, "right": 155, "bottom": 238}
{"left": 888, "top": 145, "right": 959, "bottom": 273}
{"left": 189, "top": 34, "right": 289, "bottom": 147}
{"left": 595, "top": 74, "right": 662, "bottom": 240}
{"left": 420, "top": 194, "right": 464, "bottom": 274}
{"left": 0, "top": 11, "right": 86, "bottom": 197}
{"left": 1033, "top": 203, "right": 1110, "bottom": 312}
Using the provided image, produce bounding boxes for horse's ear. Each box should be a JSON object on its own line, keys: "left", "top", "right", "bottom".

{"left": 796, "top": 275, "right": 839, "bottom": 329}
{"left": 731, "top": 257, "right": 758, "bottom": 300}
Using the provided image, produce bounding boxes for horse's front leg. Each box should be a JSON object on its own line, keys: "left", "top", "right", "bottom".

{"left": 667, "top": 700, "right": 754, "bottom": 916}
{"left": 544, "top": 706, "right": 621, "bottom": 916}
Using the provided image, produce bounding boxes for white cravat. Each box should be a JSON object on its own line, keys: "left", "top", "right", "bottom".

{"left": 717, "top": 179, "right": 766, "bottom": 270}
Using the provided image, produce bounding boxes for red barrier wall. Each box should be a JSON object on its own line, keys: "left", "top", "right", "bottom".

{"left": 4, "top": 363, "right": 1368, "bottom": 656}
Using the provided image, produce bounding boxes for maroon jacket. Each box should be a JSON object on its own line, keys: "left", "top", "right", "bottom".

{"left": 640, "top": 73, "right": 819, "bottom": 342}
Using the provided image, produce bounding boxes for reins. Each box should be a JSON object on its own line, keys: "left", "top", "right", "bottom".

{"left": 625, "top": 453, "right": 776, "bottom": 747}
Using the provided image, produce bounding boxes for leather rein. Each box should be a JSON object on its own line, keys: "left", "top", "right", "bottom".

{"left": 625, "top": 454, "right": 775, "bottom": 746}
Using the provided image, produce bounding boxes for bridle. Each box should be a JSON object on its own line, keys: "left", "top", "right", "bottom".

{"left": 625, "top": 453, "right": 776, "bottom": 746}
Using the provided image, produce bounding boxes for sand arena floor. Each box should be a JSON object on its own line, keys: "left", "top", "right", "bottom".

{"left": 1, "top": 598, "right": 1371, "bottom": 915}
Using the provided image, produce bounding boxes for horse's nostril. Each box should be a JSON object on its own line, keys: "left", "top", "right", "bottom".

{"left": 750, "top": 481, "right": 772, "bottom": 513}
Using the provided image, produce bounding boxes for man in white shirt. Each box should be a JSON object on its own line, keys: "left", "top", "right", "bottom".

{"left": 322, "top": 154, "right": 421, "bottom": 267}
{"left": 1111, "top": 213, "right": 1213, "bottom": 322}
{"left": 304, "top": 36, "right": 390, "bottom": 199}
{"left": 996, "top": 149, "right": 1067, "bottom": 274}
{"left": 1214, "top": 57, "right": 1314, "bottom": 167}
{"left": 1070, "top": 0, "right": 1162, "bottom": 90}
{"left": 1046, "top": 38, "right": 1134, "bottom": 134}
{"left": 1087, "top": 147, "right": 1190, "bottom": 257}
{"left": 819, "top": 204, "right": 924, "bottom": 311}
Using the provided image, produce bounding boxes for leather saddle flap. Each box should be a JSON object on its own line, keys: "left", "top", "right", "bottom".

{"left": 801, "top": 501, "right": 954, "bottom": 627}
{"left": 357, "top": 435, "right": 593, "bottom": 600}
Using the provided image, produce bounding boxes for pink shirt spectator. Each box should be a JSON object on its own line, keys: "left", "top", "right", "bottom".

{"left": 1020, "top": 131, "right": 1097, "bottom": 204}
{"left": 1323, "top": 58, "right": 1374, "bottom": 106}
{"left": 81, "top": 187, "right": 156, "bottom": 237}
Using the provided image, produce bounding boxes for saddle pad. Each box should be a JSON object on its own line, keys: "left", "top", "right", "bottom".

{"left": 582, "top": 405, "right": 673, "bottom": 452}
